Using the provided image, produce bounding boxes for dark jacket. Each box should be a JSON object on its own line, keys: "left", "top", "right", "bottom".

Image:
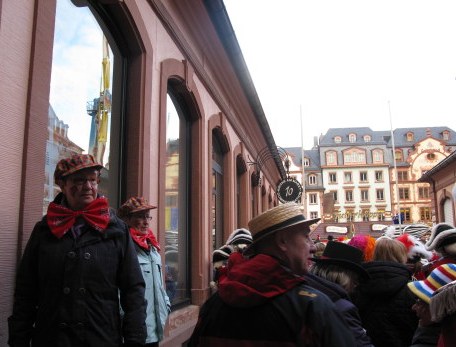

{"left": 305, "top": 273, "right": 374, "bottom": 347}
{"left": 8, "top": 194, "right": 147, "bottom": 347}
{"left": 354, "top": 261, "right": 419, "bottom": 347}
{"left": 189, "top": 253, "right": 355, "bottom": 347}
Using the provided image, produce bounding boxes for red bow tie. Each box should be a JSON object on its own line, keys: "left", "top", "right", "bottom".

{"left": 129, "top": 227, "right": 160, "bottom": 251}
{"left": 47, "top": 197, "right": 110, "bottom": 238}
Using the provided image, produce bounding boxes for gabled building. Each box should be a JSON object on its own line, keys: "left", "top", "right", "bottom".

{"left": 284, "top": 126, "right": 456, "bottom": 239}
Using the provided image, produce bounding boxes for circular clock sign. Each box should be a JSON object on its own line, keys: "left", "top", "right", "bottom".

{"left": 277, "top": 177, "right": 303, "bottom": 203}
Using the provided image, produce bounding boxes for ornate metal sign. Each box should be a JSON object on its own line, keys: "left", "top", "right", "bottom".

{"left": 277, "top": 177, "right": 303, "bottom": 203}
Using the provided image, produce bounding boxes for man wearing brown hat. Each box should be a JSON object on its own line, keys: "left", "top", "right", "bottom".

{"left": 8, "top": 154, "right": 146, "bottom": 347}
{"left": 189, "top": 203, "right": 355, "bottom": 346}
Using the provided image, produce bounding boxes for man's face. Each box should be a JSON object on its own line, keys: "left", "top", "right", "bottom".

{"left": 59, "top": 168, "right": 99, "bottom": 210}
{"left": 127, "top": 211, "right": 152, "bottom": 234}
{"left": 412, "top": 298, "right": 433, "bottom": 327}
{"left": 279, "top": 223, "right": 316, "bottom": 275}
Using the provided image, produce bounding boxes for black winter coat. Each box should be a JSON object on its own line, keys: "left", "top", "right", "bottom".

{"left": 8, "top": 196, "right": 146, "bottom": 347}
{"left": 354, "top": 261, "right": 418, "bottom": 347}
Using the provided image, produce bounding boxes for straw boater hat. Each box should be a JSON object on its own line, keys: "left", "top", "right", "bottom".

{"left": 407, "top": 263, "right": 456, "bottom": 304}
{"left": 311, "top": 241, "right": 369, "bottom": 279}
{"left": 425, "top": 223, "right": 456, "bottom": 252}
{"left": 117, "top": 197, "right": 157, "bottom": 218}
{"left": 246, "top": 203, "right": 320, "bottom": 254}
{"left": 54, "top": 153, "right": 104, "bottom": 183}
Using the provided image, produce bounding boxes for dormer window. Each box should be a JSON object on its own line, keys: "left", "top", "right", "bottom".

{"left": 406, "top": 132, "right": 414, "bottom": 141}
{"left": 363, "top": 135, "right": 371, "bottom": 142}
{"left": 334, "top": 136, "right": 342, "bottom": 143}
{"left": 303, "top": 158, "right": 310, "bottom": 166}
{"left": 443, "top": 130, "right": 450, "bottom": 141}
{"left": 349, "top": 133, "right": 356, "bottom": 143}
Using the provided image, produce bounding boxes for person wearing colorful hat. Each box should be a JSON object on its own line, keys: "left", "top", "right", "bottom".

{"left": 189, "top": 202, "right": 355, "bottom": 346}
{"left": 8, "top": 154, "right": 146, "bottom": 347}
{"left": 118, "top": 197, "right": 170, "bottom": 347}
{"left": 430, "top": 279, "right": 456, "bottom": 347}
{"left": 407, "top": 264, "right": 456, "bottom": 347}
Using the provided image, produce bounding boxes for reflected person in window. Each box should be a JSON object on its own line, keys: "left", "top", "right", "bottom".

{"left": 118, "top": 197, "right": 171, "bottom": 347}
{"left": 8, "top": 154, "right": 146, "bottom": 347}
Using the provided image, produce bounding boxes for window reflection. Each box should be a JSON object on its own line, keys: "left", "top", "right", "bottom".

{"left": 45, "top": 0, "right": 113, "bottom": 214}
{"left": 165, "top": 93, "right": 190, "bottom": 306}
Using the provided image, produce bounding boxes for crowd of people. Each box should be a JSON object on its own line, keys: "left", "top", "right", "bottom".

{"left": 192, "top": 203, "right": 456, "bottom": 347}
{"left": 7, "top": 153, "right": 456, "bottom": 346}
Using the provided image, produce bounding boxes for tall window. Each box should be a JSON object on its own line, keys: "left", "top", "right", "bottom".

{"left": 375, "top": 170, "right": 383, "bottom": 182}
{"left": 310, "top": 211, "right": 318, "bottom": 219}
{"left": 349, "top": 133, "right": 356, "bottom": 142}
{"left": 303, "top": 158, "right": 310, "bottom": 166}
{"left": 344, "top": 172, "right": 352, "bottom": 183}
{"left": 398, "top": 171, "right": 408, "bottom": 181}
{"left": 165, "top": 92, "right": 191, "bottom": 306}
{"left": 345, "top": 190, "right": 353, "bottom": 202}
{"left": 377, "top": 210, "right": 385, "bottom": 221}
{"left": 376, "top": 189, "right": 384, "bottom": 201}
{"left": 212, "top": 130, "right": 225, "bottom": 250}
{"left": 47, "top": 1, "right": 117, "bottom": 212}
{"left": 399, "top": 188, "right": 410, "bottom": 200}
{"left": 326, "top": 151, "right": 337, "bottom": 165}
{"left": 372, "top": 149, "right": 384, "bottom": 163}
{"left": 359, "top": 171, "right": 368, "bottom": 182}
{"left": 332, "top": 191, "right": 338, "bottom": 203}
{"left": 309, "top": 174, "right": 317, "bottom": 185}
{"left": 309, "top": 193, "right": 317, "bottom": 204}
{"left": 419, "top": 186, "right": 430, "bottom": 199}
{"left": 361, "top": 189, "right": 369, "bottom": 202}
{"left": 395, "top": 149, "right": 403, "bottom": 162}
{"left": 420, "top": 207, "right": 431, "bottom": 221}
{"left": 400, "top": 208, "right": 411, "bottom": 222}
{"left": 329, "top": 172, "right": 337, "bottom": 184}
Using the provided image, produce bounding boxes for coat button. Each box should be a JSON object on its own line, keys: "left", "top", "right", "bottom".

{"left": 79, "top": 288, "right": 86, "bottom": 295}
{"left": 67, "top": 251, "right": 76, "bottom": 258}
{"left": 63, "top": 287, "right": 70, "bottom": 294}
{"left": 84, "top": 252, "right": 91, "bottom": 260}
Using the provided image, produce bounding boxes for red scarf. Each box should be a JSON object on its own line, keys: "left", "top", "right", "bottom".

{"left": 129, "top": 227, "right": 160, "bottom": 251}
{"left": 47, "top": 197, "right": 110, "bottom": 238}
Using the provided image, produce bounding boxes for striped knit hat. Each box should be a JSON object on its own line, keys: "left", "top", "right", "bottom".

{"left": 407, "top": 263, "right": 456, "bottom": 304}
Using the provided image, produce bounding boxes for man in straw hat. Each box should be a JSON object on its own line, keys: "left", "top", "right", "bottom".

{"left": 8, "top": 154, "right": 146, "bottom": 347}
{"left": 189, "top": 203, "right": 355, "bottom": 346}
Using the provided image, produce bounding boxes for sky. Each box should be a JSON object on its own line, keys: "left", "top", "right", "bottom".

{"left": 223, "top": 0, "right": 456, "bottom": 149}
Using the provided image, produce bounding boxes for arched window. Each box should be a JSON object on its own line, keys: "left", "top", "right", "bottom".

{"left": 326, "top": 151, "right": 337, "bottom": 165}
{"left": 47, "top": 1, "right": 120, "bottom": 210}
{"left": 349, "top": 133, "right": 356, "bottom": 143}
{"left": 363, "top": 135, "right": 371, "bottom": 142}
{"left": 165, "top": 88, "right": 192, "bottom": 306}
{"left": 309, "top": 174, "right": 317, "bottom": 185}
{"left": 395, "top": 149, "right": 403, "bottom": 162}
{"left": 372, "top": 149, "right": 384, "bottom": 163}
{"left": 334, "top": 136, "right": 342, "bottom": 143}
{"left": 212, "top": 129, "right": 226, "bottom": 250}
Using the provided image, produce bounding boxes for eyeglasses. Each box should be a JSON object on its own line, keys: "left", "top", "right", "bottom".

{"left": 69, "top": 177, "right": 99, "bottom": 188}
{"left": 132, "top": 214, "right": 153, "bottom": 221}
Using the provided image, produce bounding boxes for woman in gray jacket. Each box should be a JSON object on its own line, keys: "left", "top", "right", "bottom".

{"left": 119, "top": 197, "right": 171, "bottom": 347}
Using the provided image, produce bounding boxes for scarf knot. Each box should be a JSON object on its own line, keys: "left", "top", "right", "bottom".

{"left": 47, "top": 197, "right": 110, "bottom": 238}
{"left": 129, "top": 227, "right": 160, "bottom": 251}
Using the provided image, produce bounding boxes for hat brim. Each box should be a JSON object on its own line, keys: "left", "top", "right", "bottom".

{"left": 311, "top": 257, "right": 370, "bottom": 279}
{"left": 129, "top": 205, "right": 157, "bottom": 214}
{"left": 58, "top": 163, "right": 104, "bottom": 179}
{"left": 244, "top": 217, "right": 320, "bottom": 256}
{"left": 407, "top": 281, "right": 431, "bottom": 304}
